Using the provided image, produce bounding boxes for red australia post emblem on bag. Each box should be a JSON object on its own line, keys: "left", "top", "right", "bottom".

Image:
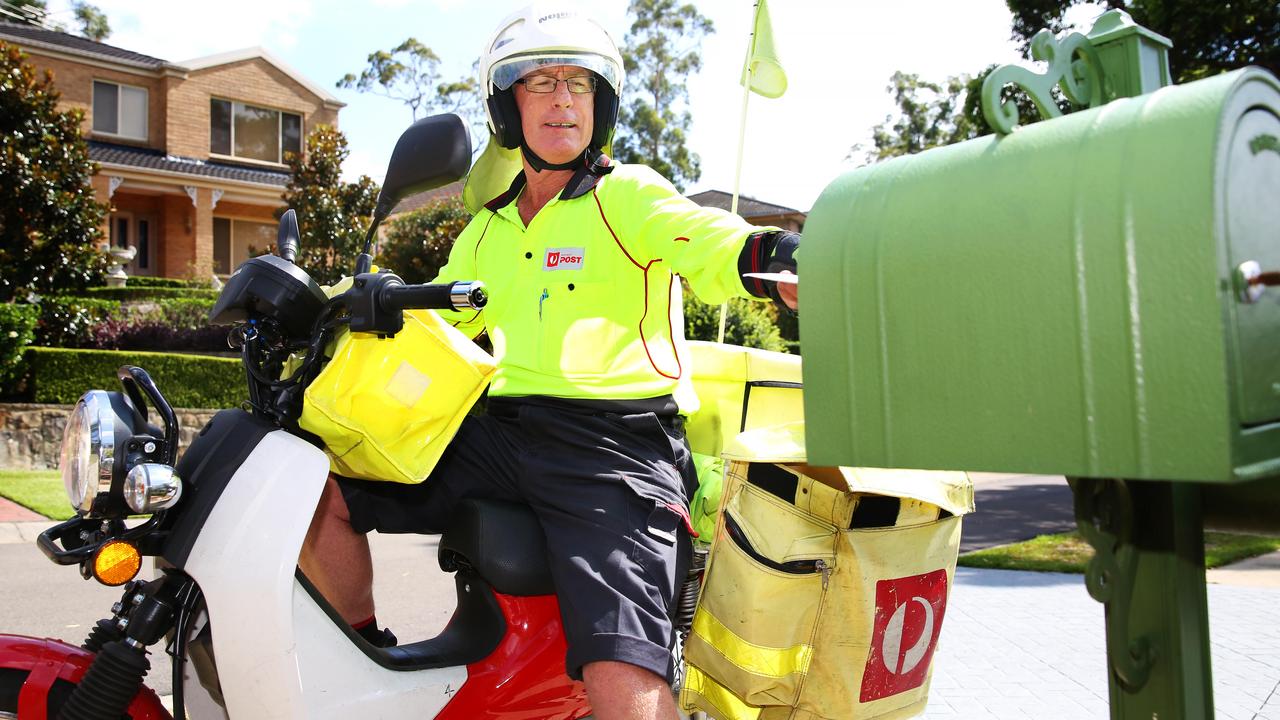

{"left": 859, "top": 569, "right": 949, "bottom": 702}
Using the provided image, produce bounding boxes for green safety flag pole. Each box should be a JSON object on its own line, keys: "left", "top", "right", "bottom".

{"left": 718, "top": 0, "right": 787, "bottom": 343}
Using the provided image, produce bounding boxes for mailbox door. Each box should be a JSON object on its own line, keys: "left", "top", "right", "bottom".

{"left": 1225, "top": 107, "right": 1280, "bottom": 426}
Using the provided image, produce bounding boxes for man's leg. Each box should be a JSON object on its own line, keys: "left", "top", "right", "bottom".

{"left": 299, "top": 474, "right": 373, "bottom": 623}
{"left": 299, "top": 412, "right": 522, "bottom": 629}
{"left": 582, "top": 661, "right": 679, "bottom": 720}
{"left": 516, "top": 404, "right": 697, "bottom": 720}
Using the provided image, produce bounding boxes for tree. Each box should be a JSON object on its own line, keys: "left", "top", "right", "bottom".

{"left": 860, "top": 0, "right": 1274, "bottom": 163}
{"left": 858, "top": 71, "right": 990, "bottom": 164}
{"left": 682, "top": 290, "right": 786, "bottom": 353}
{"left": 338, "top": 39, "right": 480, "bottom": 123}
{"left": 376, "top": 195, "right": 471, "bottom": 284}
{"left": 613, "top": 0, "right": 713, "bottom": 190}
{"left": 1005, "top": 0, "right": 1278, "bottom": 82}
{"left": 279, "top": 125, "right": 380, "bottom": 285}
{"left": 0, "top": 41, "right": 107, "bottom": 303}
{"left": 72, "top": 1, "right": 110, "bottom": 41}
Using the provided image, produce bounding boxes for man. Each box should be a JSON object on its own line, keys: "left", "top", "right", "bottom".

{"left": 301, "top": 5, "right": 799, "bottom": 719}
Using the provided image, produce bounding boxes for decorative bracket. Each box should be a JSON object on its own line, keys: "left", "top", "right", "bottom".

{"left": 211, "top": 189, "right": 224, "bottom": 210}
{"left": 982, "top": 29, "right": 1104, "bottom": 135}
{"left": 107, "top": 176, "right": 124, "bottom": 198}
{"left": 1068, "top": 477, "right": 1156, "bottom": 692}
{"left": 183, "top": 186, "right": 199, "bottom": 207}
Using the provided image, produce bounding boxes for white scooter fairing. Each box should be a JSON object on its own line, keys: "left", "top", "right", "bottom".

{"left": 178, "top": 428, "right": 466, "bottom": 719}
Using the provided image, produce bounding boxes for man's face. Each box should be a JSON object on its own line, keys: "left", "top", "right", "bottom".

{"left": 514, "top": 65, "right": 595, "bottom": 166}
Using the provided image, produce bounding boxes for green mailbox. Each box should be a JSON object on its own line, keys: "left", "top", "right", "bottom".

{"left": 799, "top": 10, "right": 1280, "bottom": 719}
{"left": 802, "top": 65, "right": 1280, "bottom": 483}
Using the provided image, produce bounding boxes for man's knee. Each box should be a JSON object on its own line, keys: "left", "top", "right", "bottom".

{"left": 313, "top": 474, "right": 352, "bottom": 525}
{"left": 582, "top": 661, "right": 676, "bottom": 719}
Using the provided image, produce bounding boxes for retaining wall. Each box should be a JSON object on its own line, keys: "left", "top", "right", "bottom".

{"left": 0, "top": 403, "right": 220, "bottom": 470}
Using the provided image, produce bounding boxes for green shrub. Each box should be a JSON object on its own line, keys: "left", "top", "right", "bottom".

{"left": 377, "top": 196, "right": 471, "bottom": 284}
{"left": 121, "top": 277, "right": 203, "bottom": 289}
{"left": 0, "top": 303, "right": 38, "bottom": 391}
{"left": 81, "top": 287, "right": 221, "bottom": 302}
{"left": 35, "top": 296, "right": 120, "bottom": 347}
{"left": 25, "top": 347, "right": 244, "bottom": 408}
{"left": 125, "top": 297, "right": 216, "bottom": 329}
{"left": 683, "top": 291, "right": 786, "bottom": 353}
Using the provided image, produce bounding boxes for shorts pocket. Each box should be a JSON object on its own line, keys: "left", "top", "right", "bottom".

{"left": 683, "top": 481, "right": 836, "bottom": 708}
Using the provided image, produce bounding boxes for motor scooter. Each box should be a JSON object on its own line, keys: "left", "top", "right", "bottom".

{"left": 0, "top": 114, "right": 691, "bottom": 719}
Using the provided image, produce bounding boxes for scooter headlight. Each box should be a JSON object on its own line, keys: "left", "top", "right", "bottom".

{"left": 123, "top": 463, "right": 183, "bottom": 514}
{"left": 61, "top": 391, "right": 117, "bottom": 514}
{"left": 60, "top": 390, "right": 143, "bottom": 516}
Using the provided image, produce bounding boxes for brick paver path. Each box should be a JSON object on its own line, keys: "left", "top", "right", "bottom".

{"left": 0, "top": 496, "right": 44, "bottom": 522}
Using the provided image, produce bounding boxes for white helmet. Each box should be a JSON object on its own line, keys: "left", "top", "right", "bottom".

{"left": 480, "top": 3, "right": 625, "bottom": 153}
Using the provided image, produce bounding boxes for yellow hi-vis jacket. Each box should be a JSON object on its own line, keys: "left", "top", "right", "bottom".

{"left": 435, "top": 162, "right": 777, "bottom": 402}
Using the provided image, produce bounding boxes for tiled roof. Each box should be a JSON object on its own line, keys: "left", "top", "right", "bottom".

{"left": 89, "top": 142, "right": 291, "bottom": 187}
{"left": 0, "top": 20, "right": 167, "bottom": 68}
{"left": 687, "top": 189, "right": 804, "bottom": 218}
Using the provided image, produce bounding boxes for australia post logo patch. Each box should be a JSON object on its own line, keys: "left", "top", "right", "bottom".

{"left": 543, "top": 247, "right": 585, "bottom": 271}
{"left": 859, "top": 569, "right": 949, "bottom": 703}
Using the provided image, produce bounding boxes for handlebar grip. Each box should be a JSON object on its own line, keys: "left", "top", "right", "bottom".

{"left": 379, "top": 281, "right": 488, "bottom": 312}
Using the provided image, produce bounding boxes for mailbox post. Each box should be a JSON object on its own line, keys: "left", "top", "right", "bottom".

{"left": 801, "top": 10, "right": 1280, "bottom": 719}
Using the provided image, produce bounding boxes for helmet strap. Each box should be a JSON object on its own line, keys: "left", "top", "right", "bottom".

{"left": 520, "top": 143, "right": 584, "bottom": 172}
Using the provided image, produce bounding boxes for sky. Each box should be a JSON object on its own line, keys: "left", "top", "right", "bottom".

{"left": 39, "top": 0, "right": 1103, "bottom": 213}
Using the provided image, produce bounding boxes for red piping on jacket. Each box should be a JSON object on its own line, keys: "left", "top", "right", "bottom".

{"left": 592, "top": 190, "right": 681, "bottom": 380}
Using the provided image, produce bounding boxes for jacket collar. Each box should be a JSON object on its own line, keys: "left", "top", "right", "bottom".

{"left": 483, "top": 151, "right": 615, "bottom": 212}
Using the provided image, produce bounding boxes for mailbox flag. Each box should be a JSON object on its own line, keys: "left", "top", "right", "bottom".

{"left": 740, "top": 0, "right": 786, "bottom": 98}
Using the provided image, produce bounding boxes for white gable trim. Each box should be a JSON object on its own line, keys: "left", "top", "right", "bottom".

{"left": 175, "top": 46, "right": 345, "bottom": 107}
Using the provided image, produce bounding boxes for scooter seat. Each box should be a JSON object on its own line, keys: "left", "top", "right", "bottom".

{"left": 438, "top": 499, "right": 555, "bottom": 596}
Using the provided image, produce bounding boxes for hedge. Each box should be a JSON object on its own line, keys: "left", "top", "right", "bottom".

{"left": 120, "top": 277, "right": 205, "bottom": 289}
{"left": 0, "top": 304, "right": 39, "bottom": 390}
{"left": 81, "top": 286, "right": 221, "bottom": 302}
{"left": 25, "top": 347, "right": 244, "bottom": 408}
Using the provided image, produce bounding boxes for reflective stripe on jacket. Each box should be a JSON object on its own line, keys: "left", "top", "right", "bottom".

{"left": 435, "top": 163, "right": 775, "bottom": 401}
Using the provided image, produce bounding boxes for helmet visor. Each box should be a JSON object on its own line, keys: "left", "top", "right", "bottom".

{"left": 490, "top": 53, "right": 620, "bottom": 92}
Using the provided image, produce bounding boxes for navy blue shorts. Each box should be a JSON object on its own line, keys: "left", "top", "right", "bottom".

{"left": 337, "top": 396, "right": 697, "bottom": 683}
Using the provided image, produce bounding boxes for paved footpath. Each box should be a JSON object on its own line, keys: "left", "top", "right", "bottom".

{"left": 924, "top": 567, "right": 1280, "bottom": 719}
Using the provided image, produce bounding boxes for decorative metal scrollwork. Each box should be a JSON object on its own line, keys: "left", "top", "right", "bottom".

{"left": 1068, "top": 477, "right": 1156, "bottom": 692}
{"left": 982, "top": 29, "right": 1105, "bottom": 135}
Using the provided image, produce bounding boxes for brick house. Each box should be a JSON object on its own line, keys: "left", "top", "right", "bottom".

{"left": 0, "top": 21, "right": 344, "bottom": 280}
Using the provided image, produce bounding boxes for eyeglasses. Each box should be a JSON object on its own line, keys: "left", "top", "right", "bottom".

{"left": 516, "top": 75, "right": 597, "bottom": 94}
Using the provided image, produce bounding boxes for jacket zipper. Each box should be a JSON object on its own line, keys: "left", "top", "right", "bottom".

{"left": 725, "top": 512, "right": 831, "bottom": 587}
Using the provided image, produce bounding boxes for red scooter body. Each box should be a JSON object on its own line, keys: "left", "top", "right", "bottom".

{"left": 438, "top": 593, "right": 590, "bottom": 720}
{"left": 0, "top": 634, "right": 171, "bottom": 720}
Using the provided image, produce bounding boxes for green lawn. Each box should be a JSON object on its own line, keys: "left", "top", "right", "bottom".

{"left": 0, "top": 469, "right": 73, "bottom": 520}
{"left": 959, "top": 530, "right": 1280, "bottom": 573}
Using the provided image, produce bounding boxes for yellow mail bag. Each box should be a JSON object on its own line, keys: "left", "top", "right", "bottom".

{"left": 298, "top": 308, "right": 496, "bottom": 483}
{"left": 681, "top": 423, "right": 973, "bottom": 720}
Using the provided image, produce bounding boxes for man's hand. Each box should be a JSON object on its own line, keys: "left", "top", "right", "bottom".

{"left": 776, "top": 271, "right": 798, "bottom": 310}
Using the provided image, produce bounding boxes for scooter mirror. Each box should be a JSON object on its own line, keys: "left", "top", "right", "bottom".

{"left": 277, "top": 209, "right": 300, "bottom": 264}
{"left": 374, "top": 113, "right": 472, "bottom": 219}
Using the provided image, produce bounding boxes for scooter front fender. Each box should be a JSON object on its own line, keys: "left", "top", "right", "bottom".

{"left": 0, "top": 634, "right": 171, "bottom": 720}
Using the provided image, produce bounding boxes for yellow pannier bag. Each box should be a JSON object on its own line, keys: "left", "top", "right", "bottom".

{"left": 680, "top": 422, "right": 973, "bottom": 720}
{"left": 298, "top": 307, "right": 496, "bottom": 483}
{"left": 683, "top": 341, "right": 803, "bottom": 459}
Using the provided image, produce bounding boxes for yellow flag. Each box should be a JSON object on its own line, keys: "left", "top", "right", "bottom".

{"left": 740, "top": 0, "right": 786, "bottom": 98}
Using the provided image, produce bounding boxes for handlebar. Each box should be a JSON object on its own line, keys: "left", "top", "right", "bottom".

{"left": 380, "top": 280, "right": 488, "bottom": 313}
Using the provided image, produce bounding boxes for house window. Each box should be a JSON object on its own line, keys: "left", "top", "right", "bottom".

{"left": 92, "top": 81, "right": 147, "bottom": 140}
{"left": 210, "top": 99, "right": 303, "bottom": 164}
{"left": 213, "top": 217, "right": 277, "bottom": 274}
